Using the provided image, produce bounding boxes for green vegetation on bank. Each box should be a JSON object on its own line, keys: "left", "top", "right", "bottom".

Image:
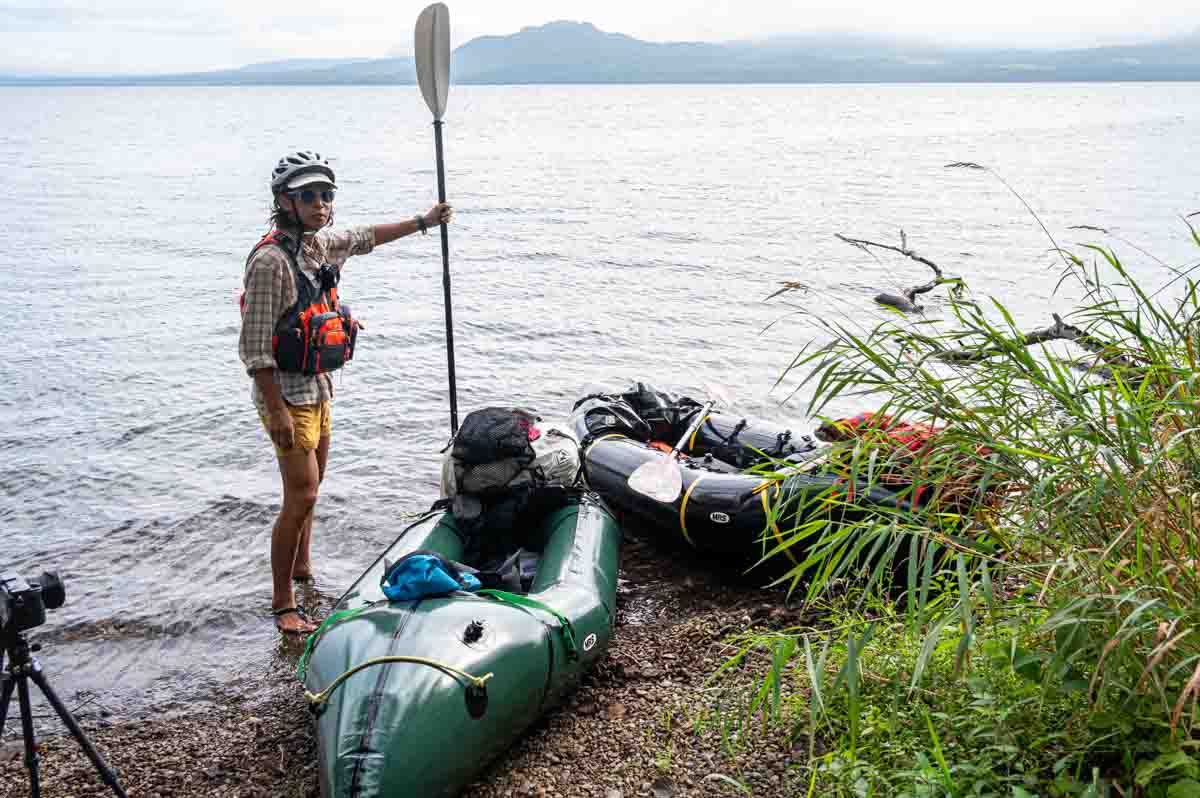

{"left": 714, "top": 195, "right": 1200, "bottom": 795}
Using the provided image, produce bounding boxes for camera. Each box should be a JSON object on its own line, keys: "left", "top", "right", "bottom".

{"left": 1, "top": 569, "right": 126, "bottom": 796}
{"left": 0, "top": 570, "right": 65, "bottom": 635}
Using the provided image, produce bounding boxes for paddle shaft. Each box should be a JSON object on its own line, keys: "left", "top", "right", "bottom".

{"left": 433, "top": 119, "right": 458, "bottom": 435}
{"left": 666, "top": 400, "right": 716, "bottom": 457}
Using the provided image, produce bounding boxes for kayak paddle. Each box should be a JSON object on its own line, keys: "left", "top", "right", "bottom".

{"left": 415, "top": 2, "right": 459, "bottom": 435}
{"left": 627, "top": 384, "right": 731, "bottom": 502}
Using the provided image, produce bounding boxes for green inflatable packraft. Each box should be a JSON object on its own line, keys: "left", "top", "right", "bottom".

{"left": 299, "top": 496, "right": 621, "bottom": 797}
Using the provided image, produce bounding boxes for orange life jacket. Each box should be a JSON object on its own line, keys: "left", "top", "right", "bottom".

{"left": 240, "top": 230, "right": 358, "bottom": 376}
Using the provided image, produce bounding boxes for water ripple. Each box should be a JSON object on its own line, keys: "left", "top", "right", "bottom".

{"left": 4, "top": 82, "right": 1198, "bottom": 718}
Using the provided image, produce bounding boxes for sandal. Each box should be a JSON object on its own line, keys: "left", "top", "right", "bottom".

{"left": 273, "top": 606, "right": 316, "bottom": 636}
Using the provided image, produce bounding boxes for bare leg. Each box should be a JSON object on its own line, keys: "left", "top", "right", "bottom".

{"left": 292, "top": 435, "right": 329, "bottom": 581}
{"left": 272, "top": 449, "right": 320, "bottom": 633}
{"left": 292, "top": 512, "right": 314, "bottom": 582}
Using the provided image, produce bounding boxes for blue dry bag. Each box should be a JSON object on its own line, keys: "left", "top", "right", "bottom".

{"left": 380, "top": 550, "right": 481, "bottom": 602}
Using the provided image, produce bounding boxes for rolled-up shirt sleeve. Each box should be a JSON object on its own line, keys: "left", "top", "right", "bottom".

{"left": 321, "top": 225, "right": 375, "bottom": 268}
{"left": 239, "top": 251, "right": 286, "bottom": 375}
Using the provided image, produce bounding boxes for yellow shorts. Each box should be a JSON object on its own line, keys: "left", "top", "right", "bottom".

{"left": 260, "top": 401, "right": 331, "bottom": 457}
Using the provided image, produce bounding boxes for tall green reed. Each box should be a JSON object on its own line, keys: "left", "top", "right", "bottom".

{"left": 737, "top": 212, "right": 1200, "bottom": 783}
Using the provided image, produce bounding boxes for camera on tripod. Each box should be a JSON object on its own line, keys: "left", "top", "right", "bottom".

{"left": 1, "top": 568, "right": 126, "bottom": 797}
{"left": 0, "top": 571, "right": 65, "bottom": 636}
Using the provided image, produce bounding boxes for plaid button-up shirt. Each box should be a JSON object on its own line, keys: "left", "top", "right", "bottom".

{"left": 239, "top": 225, "right": 375, "bottom": 410}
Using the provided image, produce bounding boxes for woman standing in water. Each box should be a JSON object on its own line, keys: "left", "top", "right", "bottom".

{"left": 239, "top": 150, "right": 453, "bottom": 635}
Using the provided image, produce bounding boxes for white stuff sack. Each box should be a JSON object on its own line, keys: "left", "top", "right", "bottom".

{"left": 530, "top": 429, "right": 581, "bottom": 487}
{"left": 439, "top": 451, "right": 456, "bottom": 499}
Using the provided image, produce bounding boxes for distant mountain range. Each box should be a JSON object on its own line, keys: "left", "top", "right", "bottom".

{"left": 5, "top": 21, "right": 1200, "bottom": 85}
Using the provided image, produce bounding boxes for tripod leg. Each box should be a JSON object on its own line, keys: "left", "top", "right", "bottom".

{"left": 0, "top": 671, "right": 14, "bottom": 737}
{"left": 28, "top": 668, "right": 127, "bottom": 798}
{"left": 16, "top": 676, "right": 41, "bottom": 798}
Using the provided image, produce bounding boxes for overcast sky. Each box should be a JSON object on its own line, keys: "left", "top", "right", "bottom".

{"left": 2, "top": 0, "right": 1196, "bottom": 75}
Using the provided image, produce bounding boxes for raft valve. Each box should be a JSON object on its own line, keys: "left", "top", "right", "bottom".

{"left": 463, "top": 620, "right": 485, "bottom": 644}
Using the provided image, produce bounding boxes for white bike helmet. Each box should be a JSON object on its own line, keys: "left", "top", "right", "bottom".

{"left": 270, "top": 150, "right": 336, "bottom": 195}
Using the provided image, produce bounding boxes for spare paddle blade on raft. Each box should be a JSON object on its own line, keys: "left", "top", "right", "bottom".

{"left": 627, "top": 395, "right": 719, "bottom": 502}
{"left": 627, "top": 455, "right": 686, "bottom": 503}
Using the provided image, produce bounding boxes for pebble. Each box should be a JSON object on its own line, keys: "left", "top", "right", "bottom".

{"left": 0, "top": 742, "right": 22, "bottom": 763}
{"left": 651, "top": 778, "right": 676, "bottom": 798}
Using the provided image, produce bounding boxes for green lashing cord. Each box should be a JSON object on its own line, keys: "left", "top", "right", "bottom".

{"left": 476, "top": 589, "right": 579, "bottom": 660}
{"left": 296, "top": 606, "right": 370, "bottom": 682}
{"left": 304, "top": 657, "right": 494, "bottom": 708}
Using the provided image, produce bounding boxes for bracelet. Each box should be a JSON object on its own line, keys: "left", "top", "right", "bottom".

{"left": 415, "top": 215, "right": 428, "bottom": 235}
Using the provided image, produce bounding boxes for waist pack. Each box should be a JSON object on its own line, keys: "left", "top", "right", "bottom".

{"left": 242, "top": 231, "right": 359, "bottom": 376}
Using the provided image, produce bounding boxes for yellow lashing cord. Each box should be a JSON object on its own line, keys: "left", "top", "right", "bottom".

{"left": 584, "top": 433, "right": 630, "bottom": 458}
{"left": 677, "top": 474, "right": 707, "bottom": 546}
{"left": 304, "top": 656, "right": 494, "bottom": 708}
{"left": 760, "top": 482, "right": 799, "bottom": 565}
{"left": 686, "top": 414, "right": 711, "bottom": 452}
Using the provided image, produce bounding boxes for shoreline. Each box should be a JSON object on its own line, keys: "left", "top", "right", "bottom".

{"left": 1, "top": 530, "right": 806, "bottom": 798}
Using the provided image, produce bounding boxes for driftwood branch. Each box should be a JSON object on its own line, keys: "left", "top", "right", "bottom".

{"left": 937, "top": 314, "right": 1140, "bottom": 373}
{"left": 836, "top": 231, "right": 960, "bottom": 313}
{"left": 837, "top": 231, "right": 945, "bottom": 278}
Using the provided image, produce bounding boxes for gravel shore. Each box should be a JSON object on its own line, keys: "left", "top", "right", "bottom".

{"left": 1, "top": 531, "right": 807, "bottom": 798}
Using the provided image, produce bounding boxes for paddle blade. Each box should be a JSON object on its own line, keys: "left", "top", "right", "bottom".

{"left": 628, "top": 457, "right": 685, "bottom": 503}
{"left": 414, "top": 3, "right": 451, "bottom": 119}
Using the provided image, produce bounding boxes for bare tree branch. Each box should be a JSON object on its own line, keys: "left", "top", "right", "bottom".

{"left": 937, "top": 314, "right": 1141, "bottom": 373}
{"left": 836, "top": 231, "right": 959, "bottom": 313}
{"left": 837, "top": 232, "right": 946, "bottom": 280}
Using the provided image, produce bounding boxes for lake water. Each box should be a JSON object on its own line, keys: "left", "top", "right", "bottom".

{"left": 1, "top": 83, "right": 1198, "bottom": 719}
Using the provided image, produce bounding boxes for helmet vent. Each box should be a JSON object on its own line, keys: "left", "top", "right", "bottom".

{"left": 270, "top": 150, "right": 336, "bottom": 194}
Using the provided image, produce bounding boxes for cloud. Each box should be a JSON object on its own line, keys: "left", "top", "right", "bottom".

{"left": 1, "top": 3, "right": 236, "bottom": 36}
{"left": 0, "top": 1, "right": 410, "bottom": 73}
{"left": 1, "top": 0, "right": 1197, "bottom": 74}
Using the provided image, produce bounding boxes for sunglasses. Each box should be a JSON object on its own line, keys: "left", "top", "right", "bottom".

{"left": 288, "top": 188, "right": 336, "bottom": 205}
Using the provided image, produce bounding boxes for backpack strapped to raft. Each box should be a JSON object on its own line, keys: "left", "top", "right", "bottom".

{"left": 241, "top": 230, "right": 359, "bottom": 375}
{"left": 441, "top": 407, "right": 582, "bottom": 541}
